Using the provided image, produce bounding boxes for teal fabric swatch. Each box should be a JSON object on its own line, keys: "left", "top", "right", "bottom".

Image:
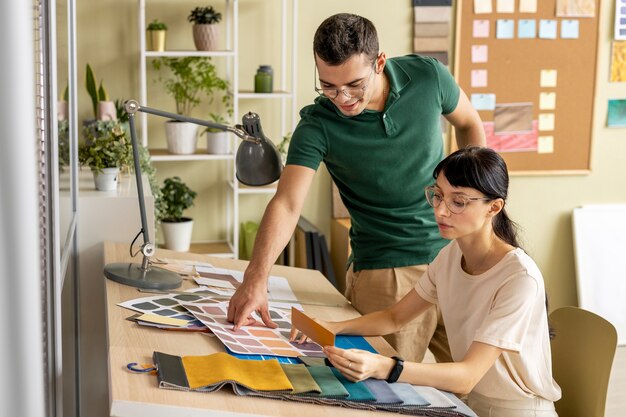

{"left": 306, "top": 366, "right": 349, "bottom": 398}
{"left": 330, "top": 368, "right": 376, "bottom": 402}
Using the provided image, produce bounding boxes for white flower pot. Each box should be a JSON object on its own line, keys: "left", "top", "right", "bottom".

{"left": 161, "top": 218, "right": 194, "bottom": 252}
{"left": 165, "top": 121, "right": 198, "bottom": 154}
{"left": 93, "top": 167, "right": 119, "bottom": 191}
{"left": 206, "top": 131, "right": 230, "bottom": 154}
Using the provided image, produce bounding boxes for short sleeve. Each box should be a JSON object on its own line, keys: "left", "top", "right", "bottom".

{"left": 415, "top": 251, "right": 446, "bottom": 304}
{"left": 474, "top": 274, "right": 539, "bottom": 352}
{"left": 433, "top": 59, "right": 460, "bottom": 115}
{"left": 285, "top": 107, "right": 327, "bottom": 171}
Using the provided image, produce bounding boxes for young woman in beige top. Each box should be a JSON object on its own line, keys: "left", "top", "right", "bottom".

{"left": 292, "top": 146, "right": 561, "bottom": 417}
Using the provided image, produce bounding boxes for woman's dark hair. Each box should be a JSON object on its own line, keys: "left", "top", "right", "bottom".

{"left": 433, "top": 146, "right": 520, "bottom": 248}
{"left": 313, "top": 13, "right": 379, "bottom": 65}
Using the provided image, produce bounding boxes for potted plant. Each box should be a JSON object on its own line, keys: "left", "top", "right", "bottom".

{"left": 86, "top": 63, "right": 116, "bottom": 121}
{"left": 78, "top": 121, "right": 132, "bottom": 191}
{"left": 159, "top": 176, "right": 197, "bottom": 251}
{"left": 152, "top": 56, "right": 230, "bottom": 154}
{"left": 58, "top": 83, "right": 69, "bottom": 121}
{"left": 204, "top": 105, "right": 233, "bottom": 154}
{"left": 188, "top": 5, "right": 222, "bottom": 51}
{"left": 146, "top": 19, "right": 167, "bottom": 52}
{"left": 276, "top": 131, "right": 292, "bottom": 165}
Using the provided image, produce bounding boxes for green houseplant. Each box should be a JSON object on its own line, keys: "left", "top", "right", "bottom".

{"left": 85, "top": 63, "right": 116, "bottom": 121}
{"left": 78, "top": 121, "right": 132, "bottom": 190}
{"left": 152, "top": 56, "right": 231, "bottom": 154}
{"left": 146, "top": 19, "right": 167, "bottom": 52}
{"left": 188, "top": 5, "right": 222, "bottom": 51}
{"left": 159, "top": 176, "right": 197, "bottom": 251}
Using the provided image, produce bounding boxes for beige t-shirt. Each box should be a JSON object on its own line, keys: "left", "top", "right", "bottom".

{"left": 415, "top": 241, "right": 561, "bottom": 401}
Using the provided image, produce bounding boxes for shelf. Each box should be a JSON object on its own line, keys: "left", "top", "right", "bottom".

{"left": 229, "top": 180, "right": 278, "bottom": 195}
{"left": 149, "top": 149, "right": 234, "bottom": 162}
{"left": 238, "top": 90, "right": 293, "bottom": 99}
{"left": 145, "top": 50, "right": 236, "bottom": 58}
{"left": 188, "top": 241, "right": 235, "bottom": 258}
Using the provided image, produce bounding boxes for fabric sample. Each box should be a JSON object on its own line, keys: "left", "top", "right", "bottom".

{"left": 414, "top": 22, "right": 450, "bottom": 37}
{"left": 181, "top": 352, "right": 293, "bottom": 392}
{"left": 297, "top": 356, "right": 327, "bottom": 367}
{"left": 280, "top": 363, "right": 322, "bottom": 394}
{"left": 413, "top": 37, "right": 449, "bottom": 52}
{"left": 306, "top": 366, "right": 349, "bottom": 398}
{"left": 414, "top": 51, "right": 449, "bottom": 65}
{"left": 330, "top": 368, "right": 376, "bottom": 402}
{"left": 412, "top": 0, "right": 452, "bottom": 5}
{"left": 387, "top": 382, "right": 431, "bottom": 406}
{"left": 414, "top": 6, "right": 452, "bottom": 22}
{"left": 362, "top": 378, "right": 404, "bottom": 405}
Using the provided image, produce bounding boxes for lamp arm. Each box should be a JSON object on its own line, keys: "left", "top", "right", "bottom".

{"left": 124, "top": 100, "right": 260, "bottom": 143}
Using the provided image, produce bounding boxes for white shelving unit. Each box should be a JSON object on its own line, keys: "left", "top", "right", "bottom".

{"left": 137, "top": 0, "right": 297, "bottom": 258}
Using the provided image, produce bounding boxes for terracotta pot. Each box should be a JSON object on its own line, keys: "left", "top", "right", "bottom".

{"left": 97, "top": 101, "right": 117, "bottom": 121}
{"left": 192, "top": 24, "right": 218, "bottom": 51}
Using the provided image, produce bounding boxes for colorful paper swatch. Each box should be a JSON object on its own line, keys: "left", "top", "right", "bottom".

{"left": 291, "top": 307, "right": 335, "bottom": 347}
{"left": 471, "top": 45, "right": 488, "bottom": 63}
{"left": 540, "top": 69, "right": 558, "bottom": 87}
{"left": 610, "top": 41, "right": 626, "bottom": 82}
{"left": 607, "top": 99, "right": 626, "bottom": 127}
{"left": 616, "top": 0, "right": 626, "bottom": 40}
{"left": 484, "top": 120, "right": 539, "bottom": 152}
{"left": 183, "top": 301, "right": 326, "bottom": 358}
{"left": 518, "top": 19, "right": 537, "bottom": 38}
{"left": 473, "top": 20, "right": 490, "bottom": 38}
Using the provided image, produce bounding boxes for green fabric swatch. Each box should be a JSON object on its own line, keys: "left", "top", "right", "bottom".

{"left": 306, "top": 366, "right": 349, "bottom": 398}
{"left": 280, "top": 363, "right": 322, "bottom": 395}
{"left": 330, "top": 368, "right": 376, "bottom": 402}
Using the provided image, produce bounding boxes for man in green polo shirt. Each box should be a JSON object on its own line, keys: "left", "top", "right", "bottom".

{"left": 228, "top": 13, "right": 485, "bottom": 363}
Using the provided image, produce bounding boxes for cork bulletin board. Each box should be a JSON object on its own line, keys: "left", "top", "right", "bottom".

{"left": 453, "top": 0, "right": 601, "bottom": 174}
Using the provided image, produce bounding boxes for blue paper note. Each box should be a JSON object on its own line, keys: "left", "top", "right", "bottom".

{"left": 539, "top": 20, "right": 557, "bottom": 39}
{"left": 561, "top": 20, "right": 580, "bottom": 39}
{"left": 608, "top": 99, "right": 626, "bottom": 127}
{"left": 518, "top": 19, "right": 536, "bottom": 39}
{"left": 496, "top": 19, "right": 515, "bottom": 39}
{"left": 471, "top": 94, "right": 496, "bottom": 111}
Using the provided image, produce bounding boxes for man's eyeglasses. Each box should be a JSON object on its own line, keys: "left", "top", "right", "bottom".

{"left": 314, "top": 65, "right": 375, "bottom": 100}
{"left": 424, "top": 186, "right": 492, "bottom": 215}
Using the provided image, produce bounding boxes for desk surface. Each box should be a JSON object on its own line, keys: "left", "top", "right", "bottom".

{"left": 105, "top": 241, "right": 397, "bottom": 417}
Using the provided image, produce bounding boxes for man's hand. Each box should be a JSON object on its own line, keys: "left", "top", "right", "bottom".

{"left": 227, "top": 277, "right": 277, "bottom": 330}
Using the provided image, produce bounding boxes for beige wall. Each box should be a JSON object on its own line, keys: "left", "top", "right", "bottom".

{"left": 77, "top": 0, "right": 626, "bottom": 309}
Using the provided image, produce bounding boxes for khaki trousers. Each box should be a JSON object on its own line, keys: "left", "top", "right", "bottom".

{"left": 345, "top": 264, "right": 452, "bottom": 363}
{"left": 467, "top": 392, "right": 558, "bottom": 417}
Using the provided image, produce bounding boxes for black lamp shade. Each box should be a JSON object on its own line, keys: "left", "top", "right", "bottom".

{"left": 236, "top": 112, "right": 283, "bottom": 186}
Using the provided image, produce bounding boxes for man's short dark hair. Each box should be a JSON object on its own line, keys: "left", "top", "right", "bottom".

{"left": 313, "top": 13, "right": 379, "bottom": 65}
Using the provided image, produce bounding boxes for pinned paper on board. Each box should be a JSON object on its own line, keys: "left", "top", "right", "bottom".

{"left": 556, "top": 0, "right": 595, "bottom": 18}
{"left": 607, "top": 99, "right": 626, "bottom": 127}
{"left": 474, "top": 0, "right": 493, "bottom": 14}
{"left": 561, "top": 20, "right": 580, "bottom": 39}
{"left": 538, "top": 136, "right": 555, "bottom": 153}
{"left": 496, "top": 0, "right": 515, "bottom": 13}
{"left": 473, "top": 20, "right": 490, "bottom": 38}
{"left": 483, "top": 120, "right": 539, "bottom": 153}
{"left": 496, "top": 19, "right": 515, "bottom": 39}
{"left": 494, "top": 103, "right": 533, "bottom": 134}
{"left": 471, "top": 93, "right": 496, "bottom": 110}
{"left": 610, "top": 41, "right": 626, "bottom": 82}
{"left": 539, "top": 113, "right": 556, "bottom": 131}
{"left": 471, "top": 69, "right": 488, "bottom": 87}
{"left": 518, "top": 19, "right": 537, "bottom": 38}
{"left": 539, "top": 20, "right": 558, "bottom": 39}
{"left": 471, "top": 45, "right": 488, "bottom": 63}
{"left": 519, "top": 0, "right": 538, "bottom": 13}
{"left": 539, "top": 92, "right": 557, "bottom": 110}
{"left": 616, "top": 0, "right": 626, "bottom": 40}
{"left": 540, "top": 69, "right": 558, "bottom": 87}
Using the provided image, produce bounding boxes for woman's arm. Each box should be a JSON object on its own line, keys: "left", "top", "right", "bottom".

{"left": 324, "top": 341, "right": 502, "bottom": 395}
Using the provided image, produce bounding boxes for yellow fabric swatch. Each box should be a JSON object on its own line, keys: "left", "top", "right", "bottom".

{"left": 182, "top": 352, "right": 294, "bottom": 392}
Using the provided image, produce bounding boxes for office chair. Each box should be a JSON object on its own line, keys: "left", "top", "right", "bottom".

{"left": 549, "top": 306, "right": 617, "bottom": 417}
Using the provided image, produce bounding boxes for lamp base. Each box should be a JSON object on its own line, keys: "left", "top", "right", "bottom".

{"left": 104, "top": 262, "right": 182, "bottom": 290}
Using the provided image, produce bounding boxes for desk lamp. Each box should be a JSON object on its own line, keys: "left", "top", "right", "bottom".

{"left": 104, "top": 100, "right": 283, "bottom": 290}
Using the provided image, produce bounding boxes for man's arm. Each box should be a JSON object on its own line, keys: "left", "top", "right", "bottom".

{"left": 444, "top": 88, "right": 486, "bottom": 149}
{"left": 227, "top": 164, "right": 316, "bottom": 329}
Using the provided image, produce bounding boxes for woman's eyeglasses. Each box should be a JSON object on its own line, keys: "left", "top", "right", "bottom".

{"left": 424, "top": 186, "right": 492, "bottom": 214}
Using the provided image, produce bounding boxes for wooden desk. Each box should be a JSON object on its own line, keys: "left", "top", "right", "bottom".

{"left": 105, "top": 241, "right": 397, "bottom": 417}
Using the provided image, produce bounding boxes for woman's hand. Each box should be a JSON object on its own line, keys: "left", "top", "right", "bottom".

{"left": 323, "top": 346, "right": 395, "bottom": 382}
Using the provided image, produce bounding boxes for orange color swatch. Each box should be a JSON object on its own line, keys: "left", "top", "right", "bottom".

{"left": 291, "top": 307, "right": 335, "bottom": 347}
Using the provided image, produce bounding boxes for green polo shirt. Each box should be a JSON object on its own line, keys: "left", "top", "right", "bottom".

{"left": 287, "top": 55, "right": 460, "bottom": 271}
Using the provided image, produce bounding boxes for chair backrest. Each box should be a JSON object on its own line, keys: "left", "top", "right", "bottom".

{"left": 549, "top": 306, "right": 617, "bottom": 417}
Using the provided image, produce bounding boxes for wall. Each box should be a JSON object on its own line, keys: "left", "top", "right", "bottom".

{"left": 77, "top": 0, "right": 626, "bottom": 309}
